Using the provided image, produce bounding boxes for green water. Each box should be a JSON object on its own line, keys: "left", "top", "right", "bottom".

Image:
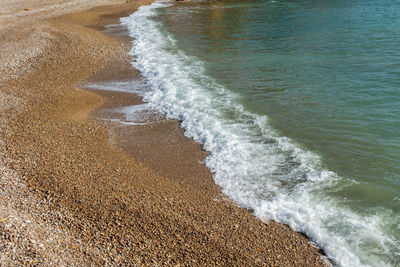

{"left": 159, "top": 0, "right": 400, "bottom": 214}
{"left": 161, "top": 0, "right": 400, "bottom": 209}
{"left": 125, "top": 0, "right": 400, "bottom": 265}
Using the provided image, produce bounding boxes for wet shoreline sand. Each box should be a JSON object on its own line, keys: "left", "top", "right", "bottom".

{"left": 0, "top": 0, "right": 327, "bottom": 265}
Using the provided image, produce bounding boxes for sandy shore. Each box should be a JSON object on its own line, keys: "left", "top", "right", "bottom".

{"left": 0, "top": 0, "right": 328, "bottom": 265}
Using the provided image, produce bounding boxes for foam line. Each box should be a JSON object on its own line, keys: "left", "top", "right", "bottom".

{"left": 121, "top": 3, "right": 400, "bottom": 266}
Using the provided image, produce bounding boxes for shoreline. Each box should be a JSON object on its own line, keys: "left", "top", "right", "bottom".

{"left": 0, "top": 0, "right": 327, "bottom": 265}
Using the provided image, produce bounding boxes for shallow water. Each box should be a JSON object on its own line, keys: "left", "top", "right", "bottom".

{"left": 122, "top": 1, "right": 400, "bottom": 265}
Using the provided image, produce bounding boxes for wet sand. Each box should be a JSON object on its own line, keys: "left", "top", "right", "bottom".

{"left": 0, "top": 0, "right": 328, "bottom": 265}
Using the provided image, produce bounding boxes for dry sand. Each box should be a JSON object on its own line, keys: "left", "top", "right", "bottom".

{"left": 0, "top": 0, "right": 328, "bottom": 265}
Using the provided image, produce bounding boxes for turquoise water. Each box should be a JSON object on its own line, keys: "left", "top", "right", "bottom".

{"left": 122, "top": 1, "right": 400, "bottom": 265}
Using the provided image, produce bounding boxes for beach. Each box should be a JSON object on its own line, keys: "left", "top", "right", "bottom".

{"left": 0, "top": 0, "right": 326, "bottom": 265}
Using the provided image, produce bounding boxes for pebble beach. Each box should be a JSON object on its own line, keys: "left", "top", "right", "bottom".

{"left": 0, "top": 0, "right": 327, "bottom": 265}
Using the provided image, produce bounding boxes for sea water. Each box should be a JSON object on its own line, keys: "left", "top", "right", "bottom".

{"left": 121, "top": 0, "right": 400, "bottom": 265}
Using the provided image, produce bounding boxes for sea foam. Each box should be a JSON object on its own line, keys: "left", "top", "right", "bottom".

{"left": 121, "top": 2, "right": 399, "bottom": 266}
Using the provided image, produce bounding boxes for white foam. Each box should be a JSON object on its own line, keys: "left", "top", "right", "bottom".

{"left": 116, "top": 104, "right": 163, "bottom": 123}
{"left": 103, "top": 118, "right": 154, "bottom": 126}
{"left": 121, "top": 3, "right": 400, "bottom": 266}
{"left": 84, "top": 80, "right": 149, "bottom": 95}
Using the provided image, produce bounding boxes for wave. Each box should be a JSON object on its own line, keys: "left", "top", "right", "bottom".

{"left": 121, "top": 2, "right": 399, "bottom": 266}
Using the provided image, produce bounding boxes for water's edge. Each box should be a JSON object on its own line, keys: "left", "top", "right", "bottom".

{"left": 120, "top": 2, "right": 400, "bottom": 266}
